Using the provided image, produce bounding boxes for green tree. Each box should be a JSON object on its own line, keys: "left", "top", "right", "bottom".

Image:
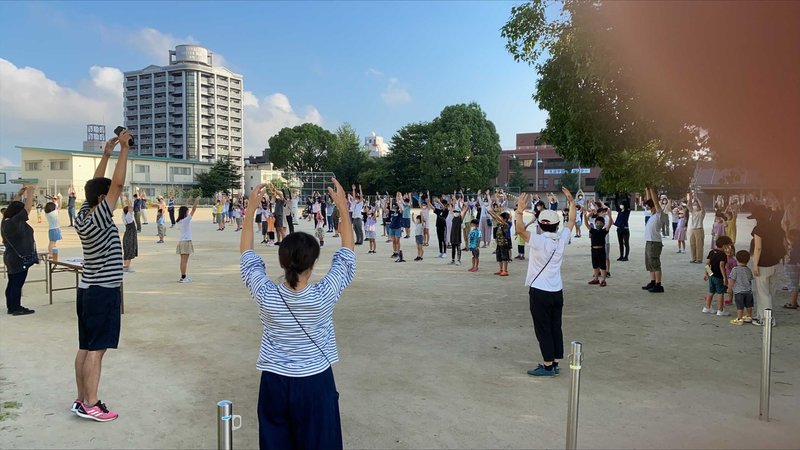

{"left": 328, "top": 123, "right": 371, "bottom": 186}
{"left": 194, "top": 157, "right": 241, "bottom": 197}
{"left": 508, "top": 158, "right": 529, "bottom": 193}
{"left": 501, "top": 1, "right": 708, "bottom": 194}
{"left": 267, "top": 123, "right": 336, "bottom": 172}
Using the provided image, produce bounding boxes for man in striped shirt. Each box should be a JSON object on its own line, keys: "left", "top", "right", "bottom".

{"left": 71, "top": 130, "right": 131, "bottom": 422}
{"left": 241, "top": 179, "right": 355, "bottom": 449}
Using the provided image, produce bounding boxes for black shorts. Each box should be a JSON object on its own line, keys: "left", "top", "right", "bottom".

{"left": 77, "top": 286, "right": 121, "bottom": 351}
{"left": 471, "top": 248, "right": 480, "bottom": 258}
{"left": 591, "top": 247, "right": 607, "bottom": 270}
{"left": 496, "top": 246, "right": 511, "bottom": 262}
{"left": 274, "top": 215, "right": 284, "bottom": 228}
{"left": 402, "top": 218, "right": 411, "bottom": 228}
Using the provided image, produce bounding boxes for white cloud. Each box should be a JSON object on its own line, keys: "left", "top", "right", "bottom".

{"left": 243, "top": 91, "right": 323, "bottom": 155}
{"left": 381, "top": 77, "right": 411, "bottom": 106}
{"left": 129, "top": 28, "right": 198, "bottom": 65}
{"left": 0, "top": 157, "right": 16, "bottom": 169}
{"left": 366, "top": 68, "right": 384, "bottom": 77}
{"left": 0, "top": 58, "right": 123, "bottom": 152}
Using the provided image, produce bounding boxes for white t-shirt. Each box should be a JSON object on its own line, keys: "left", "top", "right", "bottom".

{"left": 525, "top": 226, "right": 572, "bottom": 292}
{"left": 178, "top": 215, "right": 193, "bottom": 241}
{"left": 123, "top": 211, "right": 134, "bottom": 225}
{"left": 352, "top": 201, "right": 363, "bottom": 218}
{"left": 645, "top": 211, "right": 663, "bottom": 242}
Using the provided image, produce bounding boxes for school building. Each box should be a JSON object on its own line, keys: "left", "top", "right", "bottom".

{"left": 496, "top": 132, "right": 602, "bottom": 194}
{"left": 17, "top": 146, "right": 215, "bottom": 202}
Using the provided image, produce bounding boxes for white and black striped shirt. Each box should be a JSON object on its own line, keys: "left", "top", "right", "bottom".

{"left": 240, "top": 248, "right": 356, "bottom": 377}
{"left": 76, "top": 201, "right": 123, "bottom": 288}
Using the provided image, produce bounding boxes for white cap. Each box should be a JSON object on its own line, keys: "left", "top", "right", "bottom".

{"left": 538, "top": 209, "right": 561, "bottom": 225}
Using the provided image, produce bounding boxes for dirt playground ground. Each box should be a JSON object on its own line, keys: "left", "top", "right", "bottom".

{"left": 1, "top": 208, "right": 798, "bottom": 449}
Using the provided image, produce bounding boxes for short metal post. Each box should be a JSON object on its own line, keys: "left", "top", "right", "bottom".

{"left": 566, "top": 341, "right": 583, "bottom": 450}
{"left": 218, "top": 400, "right": 233, "bottom": 450}
{"left": 759, "top": 309, "right": 773, "bottom": 422}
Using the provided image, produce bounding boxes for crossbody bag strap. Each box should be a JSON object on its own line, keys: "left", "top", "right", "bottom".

{"left": 529, "top": 247, "right": 557, "bottom": 288}
{"left": 276, "top": 288, "right": 331, "bottom": 365}
{"left": 1, "top": 226, "right": 34, "bottom": 260}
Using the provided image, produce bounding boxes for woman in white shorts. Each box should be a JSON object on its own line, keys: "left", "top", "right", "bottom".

{"left": 176, "top": 196, "right": 200, "bottom": 283}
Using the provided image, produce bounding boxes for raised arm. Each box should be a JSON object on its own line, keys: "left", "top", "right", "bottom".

{"left": 241, "top": 184, "right": 267, "bottom": 253}
{"left": 18, "top": 185, "right": 35, "bottom": 213}
{"left": 650, "top": 187, "right": 662, "bottom": 213}
{"left": 693, "top": 190, "right": 703, "bottom": 209}
{"left": 562, "top": 187, "right": 576, "bottom": 231}
{"left": 105, "top": 130, "right": 131, "bottom": 209}
{"left": 514, "top": 193, "right": 531, "bottom": 243}
{"left": 94, "top": 136, "right": 119, "bottom": 178}
{"left": 426, "top": 191, "right": 433, "bottom": 210}
{"left": 605, "top": 207, "right": 614, "bottom": 230}
{"left": 188, "top": 195, "right": 201, "bottom": 216}
{"left": 330, "top": 178, "right": 354, "bottom": 251}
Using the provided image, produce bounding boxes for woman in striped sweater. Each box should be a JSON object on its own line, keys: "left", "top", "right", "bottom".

{"left": 240, "top": 178, "right": 355, "bottom": 450}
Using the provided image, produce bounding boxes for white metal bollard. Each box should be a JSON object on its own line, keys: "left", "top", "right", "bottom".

{"left": 566, "top": 341, "right": 583, "bottom": 450}
{"left": 759, "top": 309, "right": 773, "bottom": 422}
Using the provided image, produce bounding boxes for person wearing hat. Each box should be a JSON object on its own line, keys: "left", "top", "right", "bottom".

{"left": 515, "top": 187, "right": 576, "bottom": 377}
{"left": 749, "top": 204, "right": 786, "bottom": 326}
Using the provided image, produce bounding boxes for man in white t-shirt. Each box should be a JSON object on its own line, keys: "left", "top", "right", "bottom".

{"left": 642, "top": 186, "right": 665, "bottom": 293}
{"left": 515, "top": 187, "right": 576, "bottom": 378}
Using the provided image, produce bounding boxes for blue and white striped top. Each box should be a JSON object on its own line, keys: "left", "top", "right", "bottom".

{"left": 240, "top": 248, "right": 356, "bottom": 377}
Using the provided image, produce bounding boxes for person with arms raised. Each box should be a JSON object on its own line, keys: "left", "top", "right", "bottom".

{"left": 72, "top": 130, "right": 132, "bottom": 422}
{"left": 240, "top": 179, "right": 355, "bottom": 449}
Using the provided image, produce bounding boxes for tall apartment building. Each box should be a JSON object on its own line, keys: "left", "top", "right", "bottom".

{"left": 123, "top": 45, "right": 244, "bottom": 170}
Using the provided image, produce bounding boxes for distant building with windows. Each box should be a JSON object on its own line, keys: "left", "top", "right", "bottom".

{"left": 365, "top": 132, "right": 390, "bottom": 158}
{"left": 496, "top": 132, "right": 602, "bottom": 193}
{"left": 123, "top": 45, "right": 243, "bottom": 185}
{"left": 17, "top": 146, "right": 214, "bottom": 201}
{"left": 0, "top": 165, "right": 21, "bottom": 204}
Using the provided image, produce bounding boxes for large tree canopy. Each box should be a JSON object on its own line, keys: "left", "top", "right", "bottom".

{"left": 327, "top": 123, "right": 372, "bottom": 187}
{"left": 502, "top": 0, "right": 707, "bottom": 194}
{"left": 375, "top": 103, "right": 502, "bottom": 194}
{"left": 267, "top": 123, "right": 336, "bottom": 172}
{"left": 194, "top": 156, "right": 242, "bottom": 197}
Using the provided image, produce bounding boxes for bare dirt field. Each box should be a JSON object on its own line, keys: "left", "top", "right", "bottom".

{"left": 2, "top": 208, "right": 798, "bottom": 449}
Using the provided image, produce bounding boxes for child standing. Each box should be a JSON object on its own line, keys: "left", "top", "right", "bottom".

{"left": 121, "top": 194, "right": 138, "bottom": 272}
{"left": 44, "top": 201, "right": 62, "bottom": 260}
{"left": 729, "top": 250, "right": 754, "bottom": 325}
{"left": 783, "top": 229, "right": 800, "bottom": 310}
{"left": 467, "top": 219, "right": 481, "bottom": 272}
{"left": 315, "top": 222, "right": 325, "bottom": 247}
{"left": 449, "top": 208, "right": 463, "bottom": 266}
{"left": 176, "top": 196, "right": 201, "bottom": 283}
{"left": 413, "top": 215, "right": 425, "bottom": 261}
{"left": 586, "top": 210, "right": 613, "bottom": 286}
{"left": 365, "top": 208, "right": 377, "bottom": 254}
{"left": 156, "top": 208, "right": 166, "bottom": 243}
{"left": 673, "top": 207, "right": 687, "bottom": 253}
{"left": 488, "top": 210, "right": 512, "bottom": 276}
{"left": 702, "top": 236, "right": 733, "bottom": 316}
{"left": 723, "top": 242, "right": 736, "bottom": 304}
{"left": 711, "top": 215, "right": 727, "bottom": 250}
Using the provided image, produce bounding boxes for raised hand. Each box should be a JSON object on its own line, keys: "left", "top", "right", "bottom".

{"left": 103, "top": 136, "right": 119, "bottom": 156}
{"left": 561, "top": 186, "right": 574, "bottom": 203}
{"left": 516, "top": 193, "right": 529, "bottom": 212}
{"left": 249, "top": 184, "right": 268, "bottom": 206}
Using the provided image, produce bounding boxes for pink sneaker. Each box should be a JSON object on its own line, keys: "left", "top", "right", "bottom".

{"left": 76, "top": 400, "right": 118, "bottom": 422}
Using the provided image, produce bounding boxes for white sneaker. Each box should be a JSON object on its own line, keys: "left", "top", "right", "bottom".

{"left": 448, "top": 260, "right": 456, "bottom": 265}
{"left": 455, "top": 261, "right": 461, "bottom": 266}
{"left": 702, "top": 307, "right": 715, "bottom": 314}
{"left": 716, "top": 310, "right": 731, "bottom": 317}
{"left": 179, "top": 276, "right": 192, "bottom": 283}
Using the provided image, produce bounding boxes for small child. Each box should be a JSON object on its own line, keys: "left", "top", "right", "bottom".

{"left": 44, "top": 201, "right": 62, "bottom": 259}
{"left": 728, "top": 250, "right": 754, "bottom": 325}
{"left": 413, "top": 215, "right": 425, "bottom": 261}
{"left": 586, "top": 210, "right": 613, "bottom": 286}
{"left": 515, "top": 227, "right": 526, "bottom": 260}
{"left": 467, "top": 219, "right": 481, "bottom": 272}
{"left": 711, "top": 214, "right": 727, "bottom": 250}
{"left": 156, "top": 208, "right": 166, "bottom": 243}
{"left": 315, "top": 223, "right": 325, "bottom": 247}
{"left": 365, "top": 209, "right": 377, "bottom": 254}
{"left": 783, "top": 229, "right": 799, "bottom": 310}
{"left": 266, "top": 211, "right": 276, "bottom": 244}
{"left": 703, "top": 236, "right": 733, "bottom": 316}
{"left": 723, "top": 243, "right": 736, "bottom": 304}
{"left": 233, "top": 205, "right": 243, "bottom": 231}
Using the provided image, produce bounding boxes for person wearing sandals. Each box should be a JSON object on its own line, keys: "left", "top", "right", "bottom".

{"left": 240, "top": 179, "right": 355, "bottom": 450}
{"left": 516, "top": 187, "right": 576, "bottom": 377}
{"left": 120, "top": 194, "right": 137, "bottom": 273}
{"left": 2, "top": 184, "right": 38, "bottom": 316}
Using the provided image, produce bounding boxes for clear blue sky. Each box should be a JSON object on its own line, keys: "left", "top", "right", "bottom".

{"left": 0, "top": 1, "right": 546, "bottom": 166}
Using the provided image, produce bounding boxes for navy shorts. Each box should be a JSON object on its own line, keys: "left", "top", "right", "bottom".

{"left": 708, "top": 276, "right": 726, "bottom": 295}
{"left": 402, "top": 218, "right": 411, "bottom": 228}
{"left": 389, "top": 228, "right": 403, "bottom": 238}
{"left": 77, "top": 286, "right": 121, "bottom": 351}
